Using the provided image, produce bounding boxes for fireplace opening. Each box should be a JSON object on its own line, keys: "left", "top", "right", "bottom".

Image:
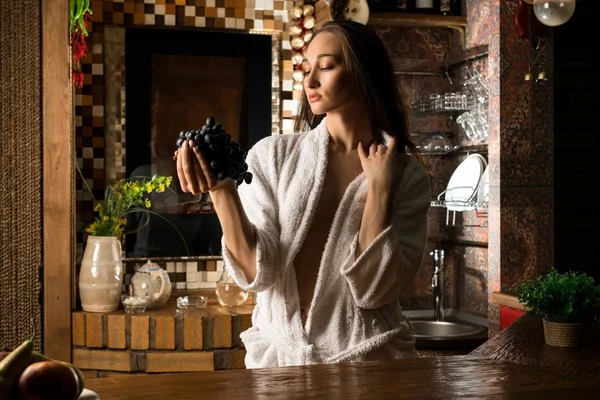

{"left": 124, "top": 27, "right": 273, "bottom": 257}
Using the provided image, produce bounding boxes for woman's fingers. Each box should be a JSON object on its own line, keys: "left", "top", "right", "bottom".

{"left": 176, "top": 143, "right": 190, "bottom": 192}
{"left": 189, "top": 141, "right": 210, "bottom": 192}
{"left": 386, "top": 136, "right": 397, "bottom": 156}
{"left": 369, "top": 142, "right": 377, "bottom": 157}
{"left": 193, "top": 145, "right": 216, "bottom": 189}
{"left": 182, "top": 141, "right": 202, "bottom": 194}
{"left": 357, "top": 142, "right": 366, "bottom": 161}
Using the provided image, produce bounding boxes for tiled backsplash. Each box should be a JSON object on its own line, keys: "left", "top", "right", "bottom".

{"left": 124, "top": 258, "right": 221, "bottom": 289}
{"left": 122, "top": 257, "right": 256, "bottom": 303}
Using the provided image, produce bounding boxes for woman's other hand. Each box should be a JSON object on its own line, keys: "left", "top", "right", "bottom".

{"left": 176, "top": 140, "right": 232, "bottom": 195}
{"left": 357, "top": 136, "right": 397, "bottom": 193}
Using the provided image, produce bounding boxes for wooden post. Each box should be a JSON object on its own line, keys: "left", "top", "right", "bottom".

{"left": 42, "top": 0, "right": 73, "bottom": 362}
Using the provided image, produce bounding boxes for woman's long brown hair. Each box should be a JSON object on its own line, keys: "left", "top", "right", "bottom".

{"left": 293, "top": 20, "right": 427, "bottom": 169}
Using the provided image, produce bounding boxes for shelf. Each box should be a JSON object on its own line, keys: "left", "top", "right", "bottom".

{"left": 368, "top": 12, "right": 467, "bottom": 28}
{"left": 417, "top": 144, "right": 488, "bottom": 156}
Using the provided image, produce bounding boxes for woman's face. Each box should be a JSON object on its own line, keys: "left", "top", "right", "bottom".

{"left": 302, "top": 32, "right": 354, "bottom": 116}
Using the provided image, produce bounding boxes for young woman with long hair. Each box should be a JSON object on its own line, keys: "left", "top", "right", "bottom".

{"left": 175, "top": 16, "right": 430, "bottom": 368}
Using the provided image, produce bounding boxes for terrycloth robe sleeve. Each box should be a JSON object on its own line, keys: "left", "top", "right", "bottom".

{"left": 221, "top": 138, "right": 281, "bottom": 292}
{"left": 340, "top": 157, "right": 431, "bottom": 309}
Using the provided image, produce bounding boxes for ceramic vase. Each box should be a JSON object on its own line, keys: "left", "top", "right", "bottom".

{"left": 78, "top": 235, "right": 124, "bottom": 312}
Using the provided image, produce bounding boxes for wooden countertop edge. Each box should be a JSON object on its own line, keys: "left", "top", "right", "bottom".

{"left": 72, "top": 302, "right": 255, "bottom": 318}
{"left": 490, "top": 292, "right": 526, "bottom": 310}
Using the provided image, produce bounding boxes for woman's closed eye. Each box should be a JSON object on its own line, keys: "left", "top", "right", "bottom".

{"left": 303, "top": 66, "right": 333, "bottom": 76}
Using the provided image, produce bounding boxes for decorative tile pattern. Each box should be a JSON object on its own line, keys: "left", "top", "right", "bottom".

{"left": 123, "top": 258, "right": 226, "bottom": 290}
{"left": 75, "top": 0, "right": 293, "bottom": 262}
{"left": 478, "top": 0, "right": 554, "bottom": 322}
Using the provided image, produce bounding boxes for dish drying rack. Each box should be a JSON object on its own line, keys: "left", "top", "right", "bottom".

{"left": 431, "top": 186, "right": 488, "bottom": 227}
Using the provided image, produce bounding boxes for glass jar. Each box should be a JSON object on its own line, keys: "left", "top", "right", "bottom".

{"left": 215, "top": 268, "right": 249, "bottom": 307}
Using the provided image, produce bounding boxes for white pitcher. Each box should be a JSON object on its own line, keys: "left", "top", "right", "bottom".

{"left": 130, "top": 259, "right": 171, "bottom": 309}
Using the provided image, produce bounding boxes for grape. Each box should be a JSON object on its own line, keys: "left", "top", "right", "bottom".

{"left": 175, "top": 116, "right": 252, "bottom": 187}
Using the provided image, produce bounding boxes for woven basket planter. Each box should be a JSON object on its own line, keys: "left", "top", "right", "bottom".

{"left": 543, "top": 318, "right": 588, "bottom": 347}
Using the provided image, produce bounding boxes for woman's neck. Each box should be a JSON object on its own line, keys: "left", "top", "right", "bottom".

{"left": 325, "top": 112, "right": 374, "bottom": 155}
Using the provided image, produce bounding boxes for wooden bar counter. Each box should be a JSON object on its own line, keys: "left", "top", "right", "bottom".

{"left": 85, "top": 355, "right": 599, "bottom": 399}
{"left": 471, "top": 315, "right": 600, "bottom": 377}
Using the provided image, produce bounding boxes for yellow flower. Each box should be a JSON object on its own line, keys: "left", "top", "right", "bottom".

{"left": 87, "top": 175, "right": 173, "bottom": 238}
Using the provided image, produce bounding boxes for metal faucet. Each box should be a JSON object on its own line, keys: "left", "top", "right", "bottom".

{"left": 430, "top": 249, "right": 445, "bottom": 321}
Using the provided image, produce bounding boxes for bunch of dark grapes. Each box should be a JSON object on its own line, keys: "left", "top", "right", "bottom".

{"left": 175, "top": 117, "right": 252, "bottom": 186}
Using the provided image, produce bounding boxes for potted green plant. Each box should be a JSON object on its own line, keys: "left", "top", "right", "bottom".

{"left": 515, "top": 268, "right": 600, "bottom": 347}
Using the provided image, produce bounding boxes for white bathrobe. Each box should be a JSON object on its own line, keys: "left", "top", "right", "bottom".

{"left": 221, "top": 117, "right": 431, "bottom": 368}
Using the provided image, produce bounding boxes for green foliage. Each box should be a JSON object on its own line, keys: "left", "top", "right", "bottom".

{"left": 86, "top": 175, "right": 172, "bottom": 237}
{"left": 516, "top": 268, "right": 600, "bottom": 322}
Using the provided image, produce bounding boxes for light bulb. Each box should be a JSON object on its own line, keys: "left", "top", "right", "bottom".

{"left": 533, "top": 0, "right": 576, "bottom": 27}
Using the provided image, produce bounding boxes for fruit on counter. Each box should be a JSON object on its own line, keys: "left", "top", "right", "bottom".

{"left": 18, "top": 361, "right": 80, "bottom": 400}
{"left": 174, "top": 116, "right": 253, "bottom": 187}
{"left": 0, "top": 339, "right": 34, "bottom": 398}
{"left": 30, "top": 351, "right": 85, "bottom": 398}
{"left": 0, "top": 341, "right": 85, "bottom": 399}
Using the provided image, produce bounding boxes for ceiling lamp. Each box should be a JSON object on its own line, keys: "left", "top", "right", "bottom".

{"left": 524, "top": 0, "right": 576, "bottom": 27}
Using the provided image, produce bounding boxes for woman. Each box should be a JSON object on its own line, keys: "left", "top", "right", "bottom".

{"left": 176, "top": 19, "right": 431, "bottom": 368}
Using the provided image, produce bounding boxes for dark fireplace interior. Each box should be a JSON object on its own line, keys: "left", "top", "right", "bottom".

{"left": 124, "top": 27, "right": 272, "bottom": 257}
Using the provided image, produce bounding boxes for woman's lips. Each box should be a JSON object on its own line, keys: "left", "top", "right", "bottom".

{"left": 308, "top": 94, "right": 321, "bottom": 102}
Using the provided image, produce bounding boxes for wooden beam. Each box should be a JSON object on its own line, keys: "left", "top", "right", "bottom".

{"left": 42, "top": 0, "right": 73, "bottom": 362}
{"left": 368, "top": 12, "right": 467, "bottom": 28}
{"left": 491, "top": 292, "right": 525, "bottom": 311}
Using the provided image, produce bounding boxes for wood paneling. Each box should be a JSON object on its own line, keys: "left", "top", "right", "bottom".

{"left": 42, "top": 0, "right": 73, "bottom": 361}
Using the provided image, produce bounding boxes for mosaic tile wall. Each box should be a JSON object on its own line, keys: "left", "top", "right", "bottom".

{"left": 122, "top": 258, "right": 225, "bottom": 289}
{"left": 75, "top": 0, "right": 294, "bottom": 264}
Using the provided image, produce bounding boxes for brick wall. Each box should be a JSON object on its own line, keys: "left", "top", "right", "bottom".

{"left": 72, "top": 302, "right": 253, "bottom": 376}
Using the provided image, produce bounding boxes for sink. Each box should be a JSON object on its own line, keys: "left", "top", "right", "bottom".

{"left": 410, "top": 320, "right": 484, "bottom": 338}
